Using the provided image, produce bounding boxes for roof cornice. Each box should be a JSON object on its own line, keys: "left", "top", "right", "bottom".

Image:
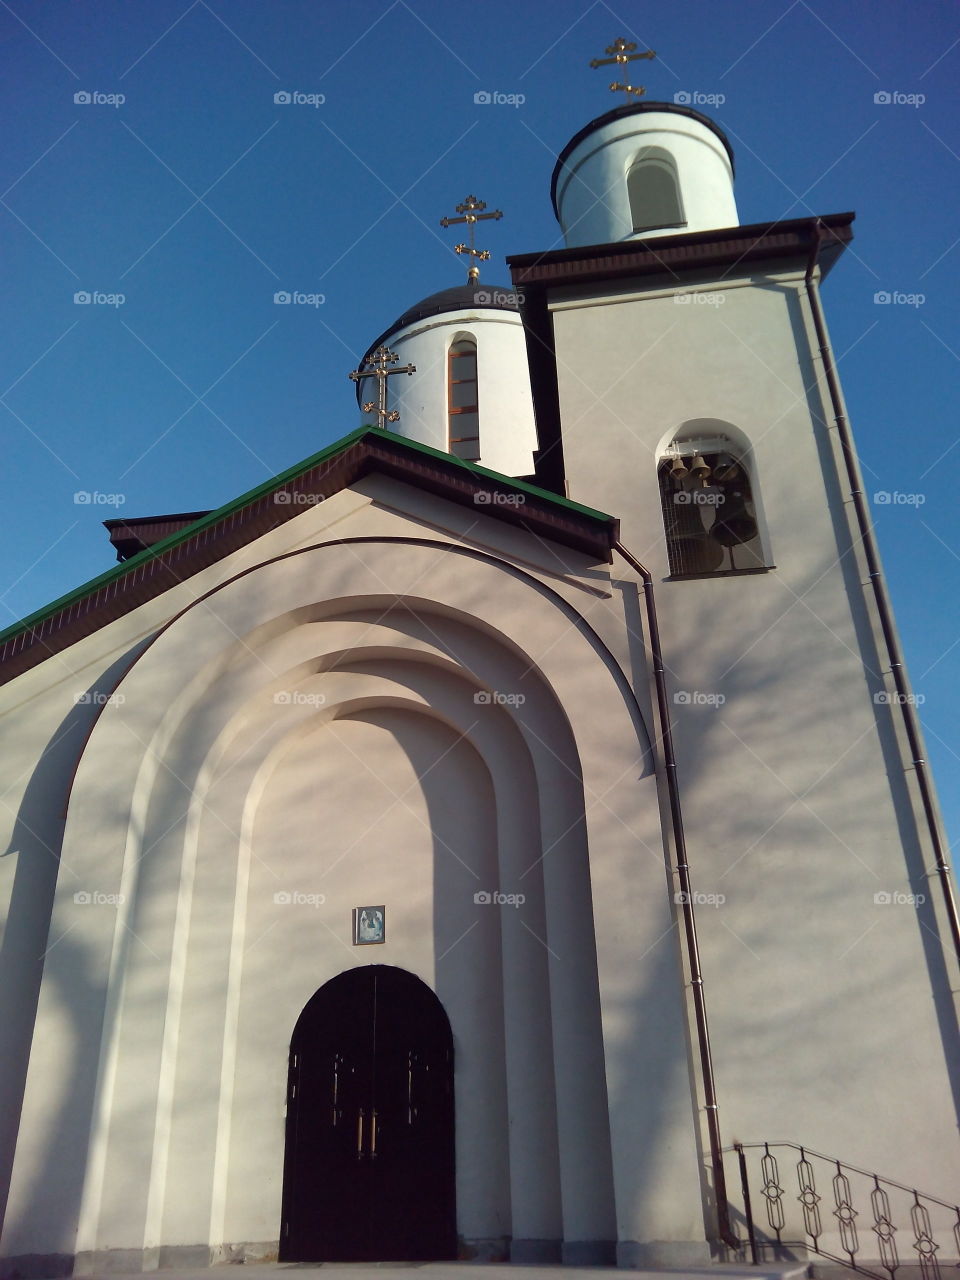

{"left": 0, "top": 428, "right": 617, "bottom": 686}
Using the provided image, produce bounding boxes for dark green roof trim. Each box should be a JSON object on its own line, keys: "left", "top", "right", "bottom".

{"left": 0, "top": 426, "right": 617, "bottom": 675}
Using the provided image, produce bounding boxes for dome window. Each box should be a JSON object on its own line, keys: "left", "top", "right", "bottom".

{"left": 448, "top": 338, "right": 480, "bottom": 461}
{"left": 627, "top": 152, "right": 685, "bottom": 234}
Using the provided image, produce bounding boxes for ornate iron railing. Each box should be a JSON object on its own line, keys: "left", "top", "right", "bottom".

{"left": 725, "top": 1142, "right": 960, "bottom": 1280}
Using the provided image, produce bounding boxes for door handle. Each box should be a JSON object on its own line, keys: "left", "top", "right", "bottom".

{"left": 356, "top": 1107, "right": 365, "bottom": 1160}
{"left": 370, "top": 1109, "right": 378, "bottom": 1160}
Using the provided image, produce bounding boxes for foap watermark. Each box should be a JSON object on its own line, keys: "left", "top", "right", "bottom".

{"left": 675, "top": 890, "right": 725, "bottom": 907}
{"left": 273, "top": 691, "right": 327, "bottom": 707}
{"left": 473, "top": 491, "right": 525, "bottom": 506}
{"left": 674, "top": 290, "right": 725, "bottom": 306}
{"left": 73, "top": 690, "right": 125, "bottom": 707}
{"left": 674, "top": 489, "right": 724, "bottom": 506}
{"left": 474, "top": 288, "right": 524, "bottom": 306}
{"left": 674, "top": 690, "right": 726, "bottom": 707}
{"left": 474, "top": 890, "right": 525, "bottom": 907}
{"left": 74, "top": 890, "right": 125, "bottom": 905}
{"left": 74, "top": 290, "right": 125, "bottom": 307}
{"left": 874, "top": 890, "right": 925, "bottom": 906}
{"left": 874, "top": 91, "right": 925, "bottom": 108}
{"left": 274, "top": 90, "right": 325, "bottom": 107}
{"left": 274, "top": 890, "right": 326, "bottom": 906}
{"left": 274, "top": 290, "right": 325, "bottom": 306}
{"left": 274, "top": 490, "right": 326, "bottom": 505}
{"left": 873, "top": 490, "right": 925, "bottom": 506}
{"left": 674, "top": 90, "right": 726, "bottom": 107}
{"left": 74, "top": 490, "right": 126, "bottom": 506}
{"left": 874, "top": 691, "right": 925, "bottom": 706}
{"left": 874, "top": 290, "right": 925, "bottom": 307}
{"left": 74, "top": 90, "right": 125, "bottom": 107}
{"left": 473, "top": 90, "right": 525, "bottom": 107}
{"left": 474, "top": 691, "right": 525, "bottom": 707}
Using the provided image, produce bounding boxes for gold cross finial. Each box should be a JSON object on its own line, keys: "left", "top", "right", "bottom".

{"left": 589, "top": 36, "right": 656, "bottom": 102}
{"left": 348, "top": 345, "right": 416, "bottom": 427}
{"left": 440, "top": 195, "right": 503, "bottom": 284}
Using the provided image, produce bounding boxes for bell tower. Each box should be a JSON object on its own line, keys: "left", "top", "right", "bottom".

{"left": 506, "top": 40, "right": 960, "bottom": 1256}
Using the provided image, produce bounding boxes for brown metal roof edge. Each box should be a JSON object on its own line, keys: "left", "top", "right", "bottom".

{"left": 507, "top": 212, "right": 855, "bottom": 286}
{"left": 0, "top": 437, "right": 615, "bottom": 687}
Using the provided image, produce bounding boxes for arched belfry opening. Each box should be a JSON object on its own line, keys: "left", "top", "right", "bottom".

{"left": 627, "top": 149, "right": 685, "bottom": 234}
{"left": 658, "top": 430, "right": 766, "bottom": 575}
{"left": 280, "top": 965, "right": 456, "bottom": 1261}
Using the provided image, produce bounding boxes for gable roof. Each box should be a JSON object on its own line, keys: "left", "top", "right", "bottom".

{"left": 0, "top": 427, "right": 618, "bottom": 686}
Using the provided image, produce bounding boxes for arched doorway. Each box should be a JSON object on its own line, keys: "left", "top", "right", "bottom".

{"left": 279, "top": 965, "right": 456, "bottom": 1261}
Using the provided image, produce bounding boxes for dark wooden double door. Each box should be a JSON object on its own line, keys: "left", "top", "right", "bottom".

{"left": 280, "top": 965, "right": 456, "bottom": 1261}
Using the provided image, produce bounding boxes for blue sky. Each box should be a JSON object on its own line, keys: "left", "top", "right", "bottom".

{"left": 2, "top": 0, "right": 958, "bottom": 844}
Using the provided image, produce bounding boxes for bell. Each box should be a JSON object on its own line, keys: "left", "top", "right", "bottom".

{"left": 664, "top": 493, "right": 726, "bottom": 573}
{"left": 712, "top": 455, "right": 740, "bottom": 484}
{"left": 710, "top": 486, "right": 758, "bottom": 547}
{"left": 689, "top": 454, "right": 711, "bottom": 486}
{"left": 669, "top": 455, "right": 689, "bottom": 483}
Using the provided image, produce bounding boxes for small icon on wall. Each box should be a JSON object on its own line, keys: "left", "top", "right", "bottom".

{"left": 352, "top": 906, "right": 385, "bottom": 945}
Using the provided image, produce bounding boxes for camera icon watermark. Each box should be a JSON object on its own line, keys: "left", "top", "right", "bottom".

{"left": 473, "top": 491, "right": 525, "bottom": 506}
{"left": 74, "top": 291, "right": 125, "bottom": 307}
{"left": 874, "top": 91, "right": 925, "bottom": 107}
{"left": 474, "top": 288, "right": 524, "bottom": 306}
{"left": 673, "top": 690, "right": 726, "bottom": 707}
{"left": 273, "top": 490, "right": 326, "bottom": 505}
{"left": 873, "top": 290, "right": 925, "bottom": 307}
{"left": 474, "top": 690, "right": 526, "bottom": 707}
{"left": 873, "top": 890, "right": 925, "bottom": 905}
{"left": 74, "top": 889, "right": 125, "bottom": 905}
{"left": 74, "top": 491, "right": 126, "bottom": 506}
{"left": 872, "top": 491, "right": 925, "bottom": 506}
{"left": 274, "top": 290, "right": 325, "bottom": 306}
{"left": 473, "top": 90, "right": 525, "bottom": 107}
{"left": 273, "top": 889, "right": 326, "bottom": 906}
{"left": 874, "top": 690, "right": 925, "bottom": 706}
{"left": 273, "top": 690, "right": 327, "bottom": 707}
{"left": 674, "top": 90, "right": 725, "bottom": 107}
{"left": 675, "top": 890, "right": 725, "bottom": 907}
{"left": 674, "top": 490, "right": 724, "bottom": 506}
{"left": 73, "top": 690, "right": 125, "bottom": 707}
{"left": 474, "top": 889, "right": 525, "bottom": 907}
{"left": 673, "top": 290, "right": 725, "bottom": 307}
{"left": 274, "top": 90, "right": 325, "bottom": 107}
{"left": 74, "top": 90, "right": 125, "bottom": 107}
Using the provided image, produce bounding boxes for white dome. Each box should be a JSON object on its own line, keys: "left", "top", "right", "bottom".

{"left": 552, "top": 102, "right": 738, "bottom": 247}
{"left": 354, "top": 284, "right": 538, "bottom": 479}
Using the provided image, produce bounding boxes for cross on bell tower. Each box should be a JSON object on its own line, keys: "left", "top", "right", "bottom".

{"left": 589, "top": 37, "right": 656, "bottom": 101}
{"left": 348, "top": 345, "right": 416, "bottom": 426}
{"left": 440, "top": 195, "right": 503, "bottom": 284}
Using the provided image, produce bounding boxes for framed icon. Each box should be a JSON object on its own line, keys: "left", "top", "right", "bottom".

{"left": 352, "top": 905, "right": 385, "bottom": 945}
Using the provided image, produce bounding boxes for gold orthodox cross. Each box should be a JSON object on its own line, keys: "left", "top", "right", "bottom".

{"left": 348, "top": 346, "right": 416, "bottom": 426}
{"left": 440, "top": 196, "right": 503, "bottom": 283}
{"left": 589, "top": 37, "right": 655, "bottom": 101}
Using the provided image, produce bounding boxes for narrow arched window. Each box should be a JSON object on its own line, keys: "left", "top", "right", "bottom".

{"left": 628, "top": 156, "right": 684, "bottom": 234}
{"left": 448, "top": 338, "right": 479, "bottom": 461}
{"left": 659, "top": 436, "right": 765, "bottom": 576}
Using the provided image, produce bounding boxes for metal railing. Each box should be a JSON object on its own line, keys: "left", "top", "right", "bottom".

{"left": 725, "top": 1142, "right": 960, "bottom": 1280}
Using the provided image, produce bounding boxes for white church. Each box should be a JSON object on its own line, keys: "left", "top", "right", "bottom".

{"left": 2, "top": 68, "right": 959, "bottom": 1277}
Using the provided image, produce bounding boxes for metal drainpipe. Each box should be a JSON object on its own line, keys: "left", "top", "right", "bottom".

{"left": 612, "top": 539, "right": 738, "bottom": 1252}
{"left": 804, "top": 219, "right": 960, "bottom": 968}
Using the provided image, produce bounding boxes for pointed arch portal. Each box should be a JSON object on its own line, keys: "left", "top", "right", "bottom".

{"left": 279, "top": 965, "right": 457, "bottom": 1261}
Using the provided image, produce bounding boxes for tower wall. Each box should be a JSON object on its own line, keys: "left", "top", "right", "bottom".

{"left": 541, "top": 265, "right": 960, "bottom": 1193}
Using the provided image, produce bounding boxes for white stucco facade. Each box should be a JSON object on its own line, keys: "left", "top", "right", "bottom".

{"left": 0, "top": 478, "right": 709, "bottom": 1272}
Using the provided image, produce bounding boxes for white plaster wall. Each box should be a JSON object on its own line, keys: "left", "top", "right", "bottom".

{"left": 548, "top": 267, "right": 960, "bottom": 1200}
{"left": 555, "top": 110, "right": 738, "bottom": 247}
{"left": 358, "top": 310, "right": 537, "bottom": 477}
{"left": 0, "top": 483, "right": 707, "bottom": 1268}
